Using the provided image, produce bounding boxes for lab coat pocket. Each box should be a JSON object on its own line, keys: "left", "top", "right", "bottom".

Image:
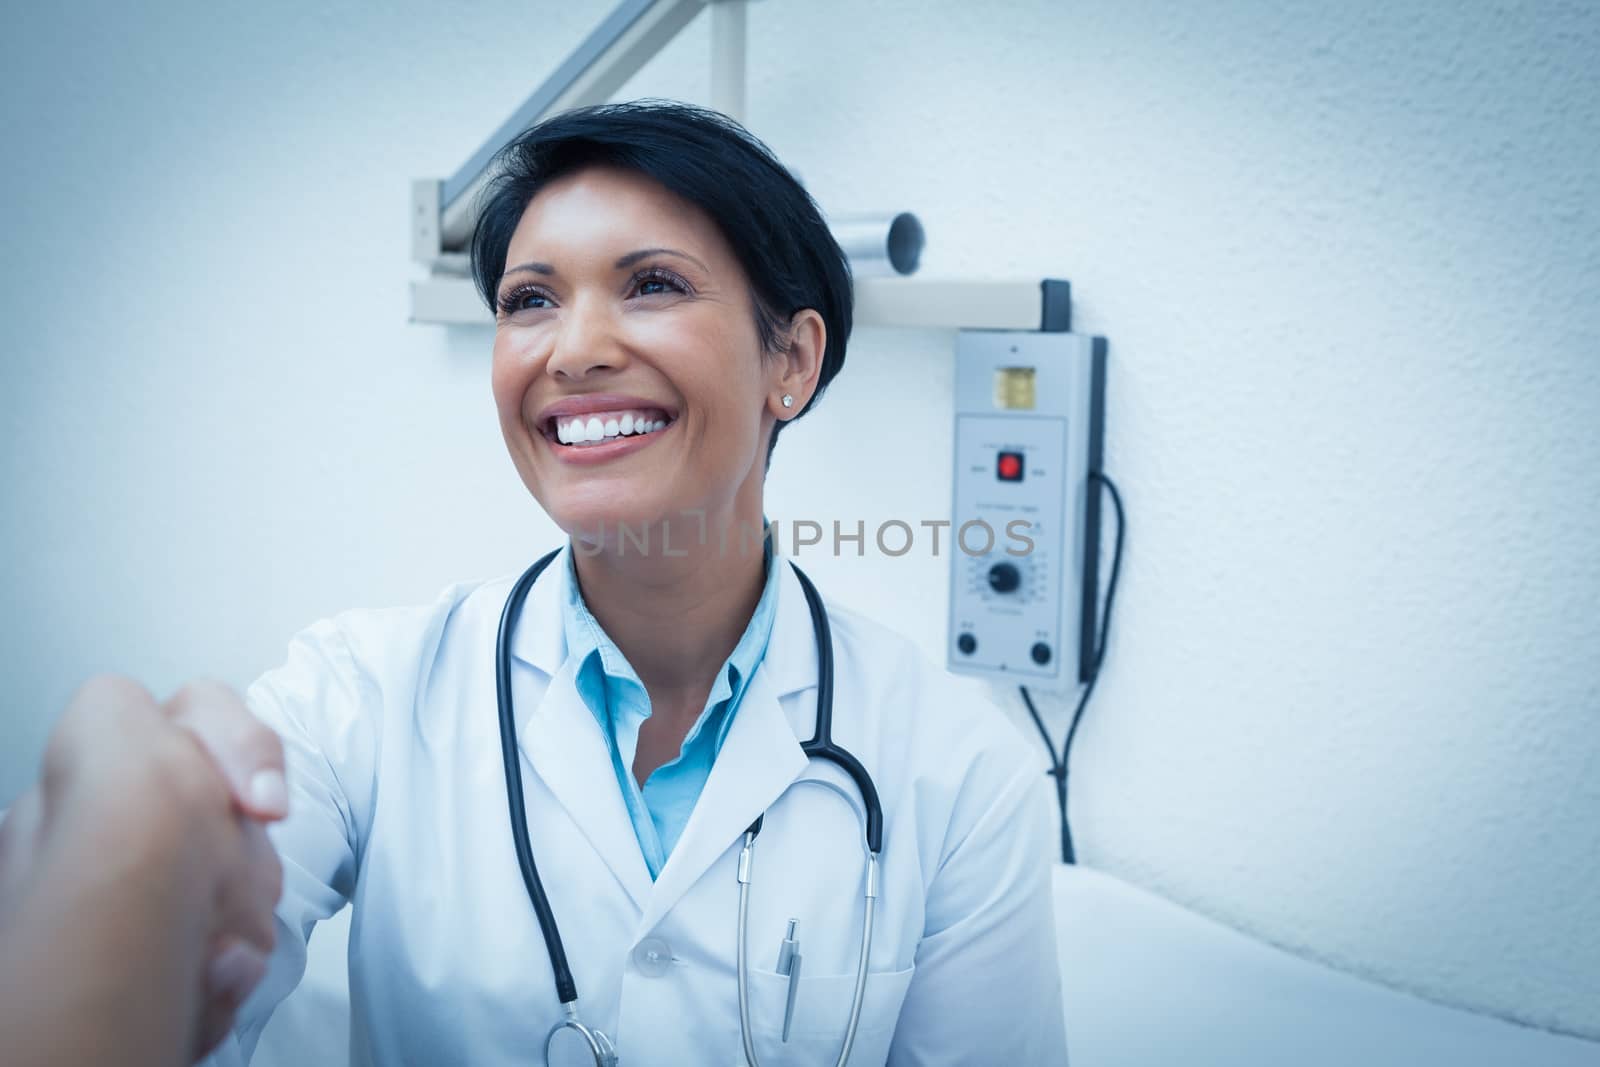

{"left": 742, "top": 963, "right": 916, "bottom": 1065}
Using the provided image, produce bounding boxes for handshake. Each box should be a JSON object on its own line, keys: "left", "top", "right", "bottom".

{"left": 0, "top": 676, "right": 288, "bottom": 1067}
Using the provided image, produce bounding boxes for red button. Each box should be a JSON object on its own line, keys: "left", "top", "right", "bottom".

{"left": 997, "top": 452, "right": 1024, "bottom": 481}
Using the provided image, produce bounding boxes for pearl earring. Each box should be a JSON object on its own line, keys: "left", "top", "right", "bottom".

{"left": 781, "top": 394, "right": 795, "bottom": 408}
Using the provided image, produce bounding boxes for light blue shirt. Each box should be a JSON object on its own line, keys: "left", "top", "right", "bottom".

{"left": 560, "top": 530, "right": 781, "bottom": 879}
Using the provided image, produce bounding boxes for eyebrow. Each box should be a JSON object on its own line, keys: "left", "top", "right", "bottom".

{"left": 501, "top": 246, "right": 710, "bottom": 281}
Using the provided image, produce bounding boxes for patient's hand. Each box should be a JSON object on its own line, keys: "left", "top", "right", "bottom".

{"left": 0, "top": 675, "right": 286, "bottom": 1066}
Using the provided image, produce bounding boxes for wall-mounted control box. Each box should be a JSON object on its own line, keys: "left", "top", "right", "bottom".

{"left": 947, "top": 329, "right": 1107, "bottom": 686}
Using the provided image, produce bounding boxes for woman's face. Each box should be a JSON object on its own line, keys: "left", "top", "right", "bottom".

{"left": 491, "top": 165, "right": 805, "bottom": 542}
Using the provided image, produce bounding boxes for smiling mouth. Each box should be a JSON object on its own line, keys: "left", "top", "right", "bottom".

{"left": 542, "top": 408, "right": 677, "bottom": 448}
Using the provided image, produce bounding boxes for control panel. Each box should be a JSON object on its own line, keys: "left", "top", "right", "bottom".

{"left": 947, "top": 329, "right": 1106, "bottom": 686}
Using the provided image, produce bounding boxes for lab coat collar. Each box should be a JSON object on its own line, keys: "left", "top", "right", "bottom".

{"left": 508, "top": 543, "right": 570, "bottom": 679}
{"left": 508, "top": 543, "right": 822, "bottom": 925}
{"left": 518, "top": 652, "right": 655, "bottom": 913}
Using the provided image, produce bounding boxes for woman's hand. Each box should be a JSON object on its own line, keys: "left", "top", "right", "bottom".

{"left": 0, "top": 674, "right": 286, "bottom": 1067}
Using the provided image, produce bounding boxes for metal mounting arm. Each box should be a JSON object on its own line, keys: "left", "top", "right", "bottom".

{"left": 409, "top": 0, "right": 1075, "bottom": 335}
{"left": 418, "top": 0, "right": 712, "bottom": 266}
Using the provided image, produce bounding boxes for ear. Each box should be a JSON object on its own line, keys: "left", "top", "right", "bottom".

{"left": 766, "top": 308, "right": 826, "bottom": 421}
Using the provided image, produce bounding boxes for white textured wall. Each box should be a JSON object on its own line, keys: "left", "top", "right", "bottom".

{"left": 3, "top": 0, "right": 1596, "bottom": 1044}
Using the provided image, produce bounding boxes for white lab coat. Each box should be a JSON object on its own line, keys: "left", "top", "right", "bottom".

{"left": 209, "top": 546, "right": 1067, "bottom": 1066}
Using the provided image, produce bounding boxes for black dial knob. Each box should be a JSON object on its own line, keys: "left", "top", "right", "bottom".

{"left": 987, "top": 562, "right": 1022, "bottom": 594}
{"left": 1031, "top": 642, "right": 1052, "bottom": 666}
{"left": 957, "top": 633, "right": 977, "bottom": 655}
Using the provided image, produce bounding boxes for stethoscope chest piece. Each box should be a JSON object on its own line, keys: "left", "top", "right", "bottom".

{"left": 547, "top": 1014, "right": 618, "bottom": 1067}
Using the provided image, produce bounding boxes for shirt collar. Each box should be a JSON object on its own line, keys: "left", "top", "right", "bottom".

{"left": 559, "top": 524, "right": 781, "bottom": 729}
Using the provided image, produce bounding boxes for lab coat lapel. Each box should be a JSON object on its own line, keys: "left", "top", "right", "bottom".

{"left": 511, "top": 547, "right": 653, "bottom": 914}
{"left": 640, "top": 561, "right": 820, "bottom": 931}
{"left": 641, "top": 662, "right": 807, "bottom": 931}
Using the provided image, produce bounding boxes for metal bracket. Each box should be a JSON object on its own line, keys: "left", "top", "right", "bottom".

{"left": 410, "top": 274, "right": 1072, "bottom": 332}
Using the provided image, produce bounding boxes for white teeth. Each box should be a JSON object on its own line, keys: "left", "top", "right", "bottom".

{"left": 552, "top": 409, "right": 672, "bottom": 446}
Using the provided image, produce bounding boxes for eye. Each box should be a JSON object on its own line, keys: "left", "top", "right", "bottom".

{"left": 497, "top": 284, "right": 554, "bottom": 316}
{"left": 631, "top": 267, "right": 691, "bottom": 298}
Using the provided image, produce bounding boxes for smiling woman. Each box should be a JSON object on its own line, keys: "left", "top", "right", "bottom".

{"left": 200, "top": 100, "right": 1066, "bottom": 1067}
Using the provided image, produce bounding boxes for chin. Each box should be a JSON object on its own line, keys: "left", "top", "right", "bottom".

{"left": 548, "top": 491, "right": 675, "bottom": 547}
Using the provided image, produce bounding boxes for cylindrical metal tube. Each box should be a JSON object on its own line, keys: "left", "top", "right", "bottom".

{"left": 828, "top": 212, "right": 925, "bottom": 276}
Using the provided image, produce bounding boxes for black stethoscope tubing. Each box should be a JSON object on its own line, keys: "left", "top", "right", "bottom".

{"left": 495, "top": 546, "right": 883, "bottom": 1009}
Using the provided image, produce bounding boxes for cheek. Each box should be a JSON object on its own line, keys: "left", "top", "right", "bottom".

{"left": 684, "top": 372, "right": 767, "bottom": 475}
{"left": 673, "top": 356, "right": 751, "bottom": 438}
{"left": 490, "top": 333, "right": 534, "bottom": 426}
{"left": 667, "top": 322, "right": 766, "bottom": 432}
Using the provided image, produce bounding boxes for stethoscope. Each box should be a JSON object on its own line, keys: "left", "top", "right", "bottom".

{"left": 496, "top": 547, "right": 885, "bottom": 1067}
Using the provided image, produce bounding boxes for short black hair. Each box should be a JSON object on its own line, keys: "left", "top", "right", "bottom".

{"left": 470, "top": 99, "right": 853, "bottom": 468}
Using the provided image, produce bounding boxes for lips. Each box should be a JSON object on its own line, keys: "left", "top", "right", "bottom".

{"left": 539, "top": 417, "right": 673, "bottom": 465}
{"left": 530, "top": 392, "right": 680, "bottom": 464}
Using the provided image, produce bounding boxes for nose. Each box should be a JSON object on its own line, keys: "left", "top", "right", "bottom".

{"left": 544, "top": 295, "right": 629, "bottom": 381}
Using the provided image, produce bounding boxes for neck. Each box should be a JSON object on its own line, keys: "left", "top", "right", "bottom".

{"left": 570, "top": 503, "right": 770, "bottom": 702}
